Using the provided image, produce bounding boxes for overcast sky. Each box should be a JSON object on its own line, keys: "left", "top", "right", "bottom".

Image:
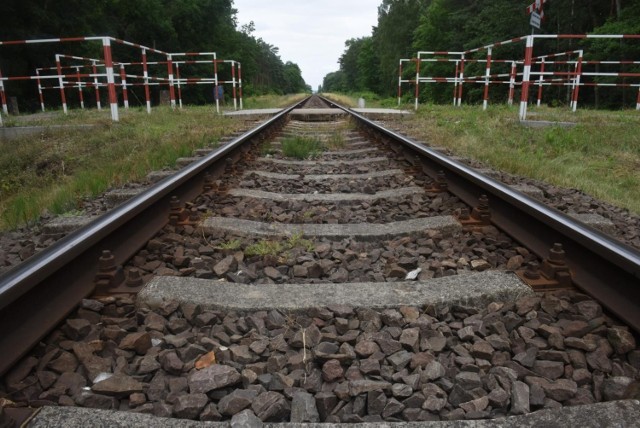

{"left": 233, "top": 0, "right": 379, "bottom": 91}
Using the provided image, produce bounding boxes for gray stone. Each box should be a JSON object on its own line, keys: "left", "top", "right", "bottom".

{"left": 603, "top": 376, "right": 634, "bottom": 401}
{"left": 173, "top": 393, "right": 208, "bottom": 420}
{"left": 91, "top": 374, "right": 143, "bottom": 398}
{"left": 290, "top": 390, "right": 320, "bottom": 423}
{"left": 538, "top": 378, "right": 578, "bottom": 402}
{"left": 218, "top": 389, "right": 258, "bottom": 416}
{"left": 188, "top": 364, "right": 241, "bottom": 393}
{"left": 511, "top": 381, "right": 530, "bottom": 415}
{"left": 608, "top": 327, "right": 636, "bottom": 355}
{"left": 251, "top": 391, "right": 290, "bottom": 422}
{"left": 231, "top": 409, "right": 263, "bottom": 428}
{"left": 349, "top": 379, "right": 391, "bottom": 396}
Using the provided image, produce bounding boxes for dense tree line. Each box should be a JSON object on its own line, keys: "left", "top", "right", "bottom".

{"left": 0, "top": 0, "right": 309, "bottom": 111}
{"left": 322, "top": 0, "right": 640, "bottom": 108}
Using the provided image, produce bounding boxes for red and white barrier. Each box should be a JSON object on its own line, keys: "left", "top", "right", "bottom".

{"left": 410, "top": 33, "right": 639, "bottom": 119}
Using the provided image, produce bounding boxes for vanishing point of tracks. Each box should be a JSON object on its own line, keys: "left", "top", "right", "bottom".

{"left": 1, "top": 95, "right": 640, "bottom": 425}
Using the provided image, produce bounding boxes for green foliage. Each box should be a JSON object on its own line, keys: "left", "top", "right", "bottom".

{"left": 323, "top": 0, "right": 640, "bottom": 108}
{"left": 0, "top": 106, "right": 245, "bottom": 229}
{"left": 404, "top": 104, "right": 640, "bottom": 214}
{"left": 245, "top": 232, "right": 313, "bottom": 257}
{"left": 281, "top": 136, "right": 324, "bottom": 159}
{"left": 0, "top": 0, "right": 307, "bottom": 108}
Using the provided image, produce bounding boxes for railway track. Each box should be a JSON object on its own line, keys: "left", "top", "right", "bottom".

{"left": 1, "top": 95, "right": 640, "bottom": 425}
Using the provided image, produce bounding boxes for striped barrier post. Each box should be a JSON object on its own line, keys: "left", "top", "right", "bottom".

{"left": 519, "top": 35, "right": 534, "bottom": 121}
{"left": 75, "top": 66, "right": 85, "bottom": 109}
{"left": 0, "top": 68, "right": 6, "bottom": 123}
{"left": 142, "top": 49, "right": 151, "bottom": 113}
{"left": 214, "top": 53, "right": 220, "bottom": 114}
{"left": 55, "top": 54, "right": 68, "bottom": 114}
{"left": 398, "top": 59, "right": 403, "bottom": 106}
{"left": 457, "top": 55, "right": 465, "bottom": 107}
{"left": 176, "top": 64, "right": 183, "bottom": 109}
{"left": 453, "top": 61, "right": 459, "bottom": 106}
{"left": 483, "top": 47, "right": 492, "bottom": 110}
{"left": 92, "top": 61, "right": 102, "bottom": 110}
{"left": 101, "top": 37, "right": 119, "bottom": 122}
{"left": 231, "top": 61, "right": 237, "bottom": 110}
{"left": 571, "top": 50, "right": 583, "bottom": 112}
{"left": 508, "top": 62, "right": 517, "bottom": 106}
{"left": 166, "top": 54, "right": 176, "bottom": 109}
{"left": 238, "top": 62, "right": 243, "bottom": 110}
{"left": 119, "top": 64, "right": 129, "bottom": 109}
{"left": 536, "top": 59, "right": 545, "bottom": 106}
{"left": 414, "top": 58, "right": 420, "bottom": 110}
{"left": 36, "top": 69, "right": 45, "bottom": 111}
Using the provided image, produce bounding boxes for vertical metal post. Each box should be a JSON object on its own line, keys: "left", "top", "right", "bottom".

{"left": 536, "top": 59, "right": 545, "bottom": 107}
{"left": 92, "top": 61, "right": 102, "bottom": 110}
{"left": 414, "top": 58, "right": 420, "bottom": 111}
{"left": 483, "top": 47, "right": 492, "bottom": 111}
{"left": 571, "top": 50, "right": 583, "bottom": 112}
{"left": 519, "top": 35, "right": 534, "bottom": 121}
{"left": 508, "top": 61, "right": 517, "bottom": 106}
{"left": 398, "top": 59, "right": 403, "bottom": 106}
{"left": 453, "top": 60, "right": 459, "bottom": 106}
{"left": 166, "top": 54, "right": 176, "bottom": 109}
{"left": 214, "top": 54, "right": 220, "bottom": 114}
{"left": 231, "top": 61, "right": 237, "bottom": 110}
{"left": 238, "top": 62, "right": 243, "bottom": 110}
{"left": 55, "top": 54, "right": 68, "bottom": 114}
{"left": 76, "top": 67, "right": 85, "bottom": 109}
{"left": 142, "top": 49, "right": 151, "bottom": 114}
{"left": 120, "top": 64, "right": 129, "bottom": 109}
{"left": 176, "top": 64, "right": 183, "bottom": 109}
{"left": 457, "top": 55, "right": 465, "bottom": 107}
{"left": 0, "top": 68, "right": 5, "bottom": 125}
{"left": 102, "top": 37, "right": 119, "bottom": 122}
{"left": 36, "top": 69, "right": 45, "bottom": 112}
{"left": 636, "top": 86, "right": 640, "bottom": 110}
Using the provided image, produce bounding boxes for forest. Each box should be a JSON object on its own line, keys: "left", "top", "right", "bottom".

{"left": 0, "top": 0, "right": 310, "bottom": 111}
{"left": 322, "top": 0, "right": 640, "bottom": 108}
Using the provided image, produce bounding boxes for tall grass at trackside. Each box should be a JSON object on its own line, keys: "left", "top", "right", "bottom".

{"left": 281, "top": 136, "right": 324, "bottom": 159}
{"left": 418, "top": 104, "right": 639, "bottom": 214}
{"left": 0, "top": 105, "right": 249, "bottom": 229}
{"left": 326, "top": 93, "right": 640, "bottom": 214}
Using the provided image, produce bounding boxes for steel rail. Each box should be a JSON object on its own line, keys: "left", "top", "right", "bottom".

{"left": 321, "top": 96, "right": 640, "bottom": 332}
{"left": 0, "top": 97, "right": 308, "bottom": 376}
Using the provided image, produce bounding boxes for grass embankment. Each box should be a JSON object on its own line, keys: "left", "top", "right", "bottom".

{"left": 0, "top": 106, "right": 247, "bottom": 230}
{"left": 406, "top": 105, "right": 640, "bottom": 214}
{"left": 324, "top": 93, "right": 640, "bottom": 214}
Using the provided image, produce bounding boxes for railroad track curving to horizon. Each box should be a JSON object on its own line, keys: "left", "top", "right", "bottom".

{"left": 1, "top": 95, "right": 640, "bottom": 426}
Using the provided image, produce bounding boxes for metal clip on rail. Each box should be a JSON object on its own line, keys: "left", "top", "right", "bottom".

{"left": 94, "top": 250, "right": 125, "bottom": 294}
{"left": 458, "top": 194, "right": 492, "bottom": 228}
{"left": 169, "top": 196, "right": 199, "bottom": 227}
{"left": 517, "top": 243, "right": 573, "bottom": 291}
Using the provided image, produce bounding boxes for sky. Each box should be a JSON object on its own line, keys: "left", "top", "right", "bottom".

{"left": 233, "top": 0, "right": 380, "bottom": 91}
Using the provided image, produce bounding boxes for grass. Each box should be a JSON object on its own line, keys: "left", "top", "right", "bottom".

{"left": 245, "top": 232, "right": 314, "bottom": 257}
{"left": 0, "top": 105, "right": 249, "bottom": 230}
{"left": 399, "top": 103, "right": 640, "bottom": 214}
{"left": 281, "top": 136, "right": 324, "bottom": 159}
